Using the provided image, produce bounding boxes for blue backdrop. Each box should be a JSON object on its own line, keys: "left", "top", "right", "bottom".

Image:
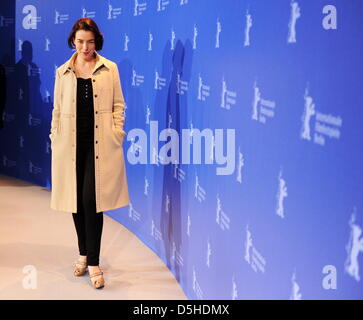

{"left": 0, "top": 0, "right": 362, "bottom": 299}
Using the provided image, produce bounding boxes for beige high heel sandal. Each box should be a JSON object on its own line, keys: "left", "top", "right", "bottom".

{"left": 89, "top": 268, "right": 105, "bottom": 289}
{"left": 73, "top": 259, "right": 88, "bottom": 276}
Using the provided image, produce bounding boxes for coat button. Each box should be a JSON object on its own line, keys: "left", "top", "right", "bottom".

{"left": 96, "top": 156, "right": 98, "bottom": 159}
{"left": 95, "top": 125, "right": 98, "bottom": 128}
{"left": 95, "top": 111, "right": 98, "bottom": 114}
{"left": 93, "top": 79, "right": 95, "bottom": 82}
{"left": 95, "top": 94, "right": 97, "bottom": 98}
{"left": 96, "top": 141, "right": 98, "bottom": 144}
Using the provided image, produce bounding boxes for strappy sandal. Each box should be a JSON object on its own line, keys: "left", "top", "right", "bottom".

{"left": 89, "top": 268, "right": 105, "bottom": 289}
{"left": 73, "top": 258, "right": 88, "bottom": 276}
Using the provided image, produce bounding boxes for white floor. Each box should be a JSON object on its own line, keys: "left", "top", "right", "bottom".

{"left": 0, "top": 174, "right": 187, "bottom": 300}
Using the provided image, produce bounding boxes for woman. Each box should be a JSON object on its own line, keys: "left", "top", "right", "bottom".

{"left": 49, "top": 18, "right": 130, "bottom": 289}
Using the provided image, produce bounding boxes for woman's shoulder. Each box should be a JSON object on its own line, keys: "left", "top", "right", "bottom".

{"left": 55, "top": 61, "right": 68, "bottom": 77}
{"left": 100, "top": 55, "right": 118, "bottom": 71}
{"left": 56, "top": 52, "right": 78, "bottom": 76}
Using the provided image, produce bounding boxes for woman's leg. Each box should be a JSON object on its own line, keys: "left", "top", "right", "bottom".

{"left": 82, "top": 145, "right": 103, "bottom": 266}
{"left": 72, "top": 142, "right": 88, "bottom": 257}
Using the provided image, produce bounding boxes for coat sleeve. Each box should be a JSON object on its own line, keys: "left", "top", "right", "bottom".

{"left": 49, "top": 68, "right": 61, "bottom": 137}
{"left": 112, "top": 63, "right": 126, "bottom": 135}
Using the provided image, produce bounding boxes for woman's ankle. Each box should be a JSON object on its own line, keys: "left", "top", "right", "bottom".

{"left": 88, "top": 265, "right": 100, "bottom": 272}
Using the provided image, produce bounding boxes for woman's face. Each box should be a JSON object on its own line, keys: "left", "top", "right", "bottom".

{"left": 73, "top": 29, "right": 96, "bottom": 61}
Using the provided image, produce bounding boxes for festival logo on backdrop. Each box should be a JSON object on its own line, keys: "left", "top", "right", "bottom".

{"left": 300, "top": 86, "right": 342, "bottom": 146}
{"left": 144, "top": 176, "right": 149, "bottom": 196}
{"left": 193, "top": 24, "right": 198, "bottom": 50}
{"left": 194, "top": 173, "right": 206, "bottom": 202}
{"left": 220, "top": 77, "right": 237, "bottom": 110}
{"left": 187, "top": 213, "right": 191, "bottom": 237}
{"left": 20, "top": 136, "right": 24, "bottom": 148}
{"left": 192, "top": 266, "right": 204, "bottom": 299}
{"left": 206, "top": 237, "right": 212, "bottom": 268}
{"left": 148, "top": 31, "right": 153, "bottom": 51}
{"left": 231, "top": 274, "right": 238, "bottom": 300}
{"left": 171, "top": 28, "right": 176, "bottom": 50}
{"left": 244, "top": 225, "right": 266, "bottom": 273}
{"left": 290, "top": 270, "right": 302, "bottom": 300}
{"left": 18, "top": 87, "right": 23, "bottom": 101}
{"left": 154, "top": 70, "right": 166, "bottom": 90}
{"left": 27, "top": 64, "right": 41, "bottom": 77}
{"left": 216, "top": 193, "right": 230, "bottom": 231}
{"left": 29, "top": 161, "right": 42, "bottom": 174}
{"left": 128, "top": 202, "right": 141, "bottom": 222}
{"left": 251, "top": 80, "right": 276, "bottom": 124}
{"left": 176, "top": 73, "right": 189, "bottom": 95}
{"left": 46, "top": 141, "right": 50, "bottom": 154}
{"left": 173, "top": 164, "right": 186, "bottom": 182}
{"left": 2, "top": 156, "right": 16, "bottom": 168}
{"left": 0, "top": 14, "right": 14, "bottom": 28}
{"left": 171, "top": 241, "right": 184, "bottom": 267}
{"left": 244, "top": 9, "right": 252, "bottom": 47}
{"left": 45, "top": 37, "right": 50, "bottom": 51}
{"left": 151, "top": 219, "right": 162, "bottom": 241}
{"left": 53, "top": 65, "right": 59, "bottom": 79}
{"left": 54, "top": 10, "right": 69, "bottom": 24}
{"left": 124, "top": 33, "right": 130, "bottom": 51}
{"left": 81, "top": 6, "right": 95, "bottom": 19}
{"left": 145, "top": 105, "right": 151, "bottom": 124}
{"left": 215, "top": 18, "right": 222, "bottom": 49}
{"left": 300, "top": 86, "right": 315, "bottom": 141}
{"left": 287, "top": 0, "right": 301, "bottom": 44}
{"left": 165, "top": 194, "right": 170, "bottom": 213}
{"left": 2, "top": 112, "right": 15, "bottom": 123}
{"left": 131, "top": 68, "right": 145, "bottom": 86}
{"left": 28, "top": 113, "right": 41, "bottom": 127}
{"left": 134, "top": 0, "right": 147, "bottom": 16}
{"left": 107, "top": 2, "right": 122, "bottom": 20}
{"left": 197, "top": 73, "right": 211, "bottom": 101}
{"left": 157, "top": 0, "right": 170, "bottom": 12}
{"left": 236, "top": 147, "right": 245, "bottom": 184}
{"left": 276, "top": 167, "right": 288, "bottom": 219}
{"left": 345, "top": 208, "right": 363, "bottom": 282}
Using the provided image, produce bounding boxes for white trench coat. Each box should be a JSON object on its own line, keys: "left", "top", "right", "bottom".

{"left": 49, "top": 51, "right": 130, "bottom": 213}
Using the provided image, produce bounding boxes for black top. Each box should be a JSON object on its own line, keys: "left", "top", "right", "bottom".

{"left": 76, "top": 77, "right": 94, "bottom": 145}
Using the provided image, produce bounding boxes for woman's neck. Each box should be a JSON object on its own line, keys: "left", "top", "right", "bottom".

{"left": 74, "top": 52, "right": 96, "bottom": 67}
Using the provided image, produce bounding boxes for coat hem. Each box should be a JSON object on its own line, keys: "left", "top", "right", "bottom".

{"left": 50, "top": 200, "right": 130, "bottom": 214}
{"left": 96, "top": 200, "right": 130, "bottom": 213}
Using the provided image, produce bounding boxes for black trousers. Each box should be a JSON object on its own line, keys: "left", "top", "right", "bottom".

{"left": 72, "top": 140, "right": 103, "bottom": 266}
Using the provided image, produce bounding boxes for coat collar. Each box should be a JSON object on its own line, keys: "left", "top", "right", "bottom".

{"left": 61, "top": 50, "right": 110, "bottom": 75}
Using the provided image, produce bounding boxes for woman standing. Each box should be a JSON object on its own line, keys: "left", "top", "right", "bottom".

{"left": 49, "top": 18, "right": 130, "bottom": 289}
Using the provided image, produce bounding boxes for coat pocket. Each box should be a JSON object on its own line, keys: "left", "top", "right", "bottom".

{"left": 111, "top": 126, "right": 125, "bottom": 145}
{"left": 49, "top": 116, "right": 63, "bottom": 141}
